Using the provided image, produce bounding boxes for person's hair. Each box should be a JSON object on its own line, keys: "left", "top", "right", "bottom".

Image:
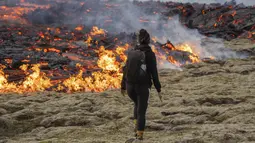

{"left": 138, "top": 29, "right": 150, "bottom": 45}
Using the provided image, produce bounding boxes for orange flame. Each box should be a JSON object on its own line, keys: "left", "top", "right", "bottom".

{"left": 75, "top": 26, "right": 83, "bottom": 31}
{"left": 21, "top": 64, "right": 52, "bottom": 92}
{"left": 90, "top": 26, "right": 106, "bottom": 36}
{"left": 217, "top": 15, "right": 223, "bottom": 22}
{"left": 248, "top": 32, "right": 252, "bottom": 39}
{"left": 167, "top": 56, "right": 180, "bottom": 65}
{"left": 233, "top": 19, "right": 244, "bottom": 25}
{"left": 44, "top": 48, "right": 61, "bottom": 53}
{"left": 0, "top": 64, "right": 52, "bottom": 93}
{"left": 85, "top": 35, "right": 93, "bottom": 46}
{"left": 231, "top": 11, "right": 237, "bottom": 17}
{"left": 97, "top": 46, "right": 120, "bottom": 72}
{"left": 176, "top": 44, "right": 193, "bottom": 54}
{"left": 202, "top": 10, "right": 206, "bottom": 15}
{"left": 116, "top": 44, "right": 129, "bottom": 62}
{"left": 0, "top": 65, "right": 17, "bottom": 92}
{"left": 214, "top": 23, "right": 217, "bottom": 27}
{"left": 4, "top": 59, "right": 12, "bottom": 64}
{"left": 152, "top": 37, "right": 157, "bottom": 43}
{"left": 177, "top": 44, "right": 200, "bottom": 63}
{"left": 58, "top": 45, "right": 128, "bottom": 92}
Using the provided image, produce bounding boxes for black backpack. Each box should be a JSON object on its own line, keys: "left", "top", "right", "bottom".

{"left": 125, "top": 47, "right": 149, "bottom": 84}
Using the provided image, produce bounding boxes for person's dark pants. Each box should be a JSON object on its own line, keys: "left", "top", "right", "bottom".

{"left": 127, "top": 83, "right": 149, "bottom": 131}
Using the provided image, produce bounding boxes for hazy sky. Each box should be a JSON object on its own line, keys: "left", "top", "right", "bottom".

{"left": 136, "top": 0, "right": 255, "bottom": 6}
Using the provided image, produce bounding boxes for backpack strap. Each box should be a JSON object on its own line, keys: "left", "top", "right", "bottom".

{"left": 141, "top": 51, "right": 146, "bottom": 64}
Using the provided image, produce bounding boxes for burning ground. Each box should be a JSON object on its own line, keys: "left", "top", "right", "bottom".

{"left": 0, "top": 24, "right": 205, "bottom": 93}
{"left": 0, "top": 0, "right": 255, "bottom": 142}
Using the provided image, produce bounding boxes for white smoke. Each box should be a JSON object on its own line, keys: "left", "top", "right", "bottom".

{"left": 73, "top": 0, "right": 241, "bottom": 69}
{"left": 145, "top": 15, "right": 239, "bottom": 68}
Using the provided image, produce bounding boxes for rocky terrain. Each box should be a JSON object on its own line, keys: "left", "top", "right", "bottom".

{"left": 0, "top": 40, "right": 255, "bottom": 143}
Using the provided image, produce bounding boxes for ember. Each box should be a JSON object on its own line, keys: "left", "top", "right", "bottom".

{"left": 75, "top": 26, "right": 83, "bottom": 31}
{"left": 90, "top": 26, "right": 106, "bottom": 36}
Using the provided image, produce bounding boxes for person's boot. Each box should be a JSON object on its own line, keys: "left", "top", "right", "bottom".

{"left": 136, "top": 131, "right": 144, "bottom": 140}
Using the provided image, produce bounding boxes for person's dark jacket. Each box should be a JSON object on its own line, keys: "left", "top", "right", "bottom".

{"left": 121, "top": 44, "right": 161, "bottom": 93}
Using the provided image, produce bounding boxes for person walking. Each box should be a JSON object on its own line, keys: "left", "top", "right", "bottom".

{"left": 121, "top": 29, "right": 162, "bottom": 141}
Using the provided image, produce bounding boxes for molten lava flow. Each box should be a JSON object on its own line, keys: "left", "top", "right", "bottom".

{"left": 0, "top": 3, "right": 50, "bottom": 24}
{"left": 44, "top": 48, "right": 61, "bottom": 53}
{"left": 233, "top": 19, "right": 244, "bottom": 25}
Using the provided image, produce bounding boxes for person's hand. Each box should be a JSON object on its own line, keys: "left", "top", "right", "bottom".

{"left": 158, "top": 92, "right": 162, "bottom": 102}
{"left": 121, "top": 89, "right": 127, "bottom": 96}
{"left": 157, "top": 88, "right": 161, "bottom": 93}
